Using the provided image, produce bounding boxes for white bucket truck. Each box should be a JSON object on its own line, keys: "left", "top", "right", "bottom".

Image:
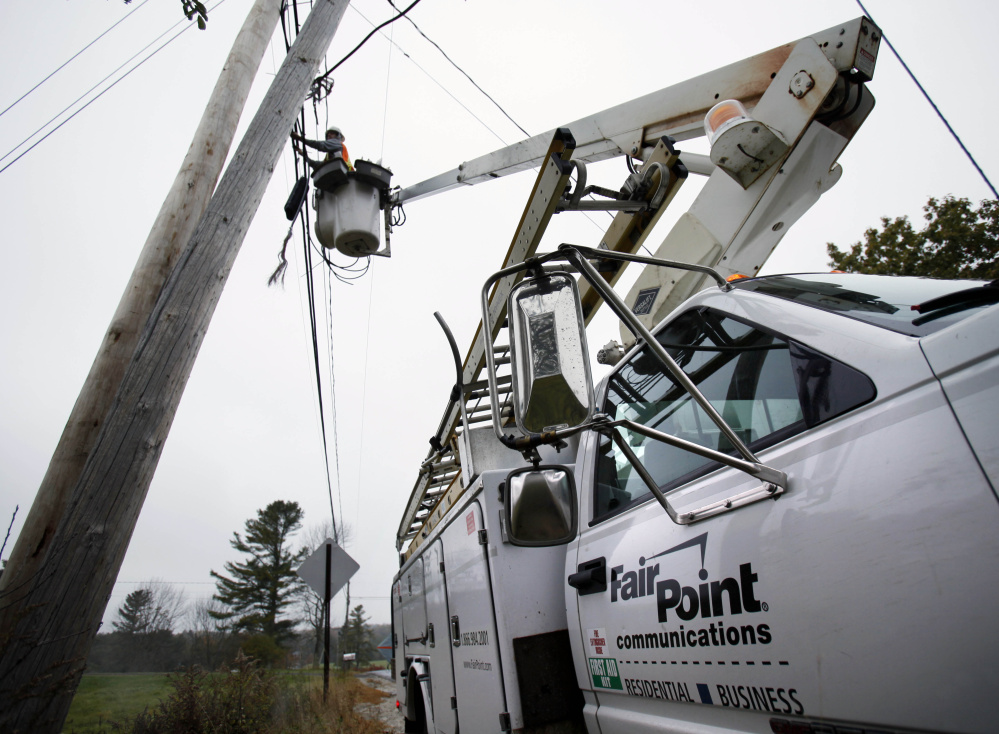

{"left": 391, "top": 16, "right": 999, "bottom": 734}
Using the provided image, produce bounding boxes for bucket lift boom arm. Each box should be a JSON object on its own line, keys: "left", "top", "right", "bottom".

{"left": 395, "top": 16, "right": 882, "bottom": 553}
{"left": 391, "top": 16, "right": 879, "bottom": 207}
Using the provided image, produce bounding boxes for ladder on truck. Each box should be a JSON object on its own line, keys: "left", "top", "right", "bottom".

{"left": 395, "top": 16, "right": 882, "bottom": 560}
{"left": 397, "top": 130, "right": 688, "bottom": 560}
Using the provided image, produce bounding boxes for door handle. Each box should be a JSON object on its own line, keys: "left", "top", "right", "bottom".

{"left": 568, "top": 557, "right": 607, "bottom": 595}
{"left": 450, "top": 615, "right": 461, "bottom": 647}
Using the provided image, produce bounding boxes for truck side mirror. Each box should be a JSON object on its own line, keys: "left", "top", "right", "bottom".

{"left": 507, "top": 272, "right": 594, "bottom": 434}
{"left": 503, "top": 466, "right": 577, "bottom": 547}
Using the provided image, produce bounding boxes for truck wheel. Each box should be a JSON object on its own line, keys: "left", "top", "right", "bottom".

{"left": 415, "top": 686, "right": 430, "bottom": 734}
{"left": 404, "top": 686, "right": 429, "bottom": 734}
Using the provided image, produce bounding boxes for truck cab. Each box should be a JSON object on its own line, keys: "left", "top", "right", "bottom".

{"left": 395, "top": 267, "right": 999, "bottom": 733}
{"left": 564, "top": 272, "right": 999, "bottom": 733}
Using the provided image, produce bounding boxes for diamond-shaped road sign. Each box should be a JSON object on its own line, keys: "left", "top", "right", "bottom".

{"left": 296, "top": 538, "right": 359, "bottom": 598}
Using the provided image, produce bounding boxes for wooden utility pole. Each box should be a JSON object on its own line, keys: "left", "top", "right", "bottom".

{"left": 0, "top": 0, "right": 350, "bottom": 730}
{"left": 0, "top": 0, "right": 281, "bottom": 624}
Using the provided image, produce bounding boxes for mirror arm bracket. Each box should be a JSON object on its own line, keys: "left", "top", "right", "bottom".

{"left": 594, "top": 416, "right": 787, "bottom": 525}
{"left": 562, "top": 246, "right": 763, "bottom": 472}
{"left": 607, "top": 417, "right": 787, "bottom": 490}
{"left": 605, "top": 426, "right": 683, "bottom": 524}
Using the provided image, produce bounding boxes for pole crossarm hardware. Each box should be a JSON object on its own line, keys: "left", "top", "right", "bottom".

{"left": 0, "top": 1, "right": 351, "bottom": 731}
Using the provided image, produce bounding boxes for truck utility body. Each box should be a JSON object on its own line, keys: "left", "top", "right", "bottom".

{"left": 394, "top": 443, "right": 585, "bottom": 734}
{"left": 389, "top": 14, "right": 999, "bottom": 734}
{"left": 394, "top": 273, "right": 999, "bottom": 733}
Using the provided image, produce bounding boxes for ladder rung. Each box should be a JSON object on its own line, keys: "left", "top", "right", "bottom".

{"left": 464, "top": 374, "right": 511, "bottom": 392}
{"left": 465, "top": 386, "right": 511, "bottom": 402}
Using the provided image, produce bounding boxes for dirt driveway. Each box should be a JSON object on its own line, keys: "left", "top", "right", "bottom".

{"left": 356, "top": 671, "right": 405, "bottom": 733}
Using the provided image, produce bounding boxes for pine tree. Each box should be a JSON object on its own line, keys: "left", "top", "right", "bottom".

{"left": 210, "top": 501, "right": 307, "bottom": 646}
{"left": 339, "top": 604, "right": 376, "bottom": 666}
{"left": 112, "top": 583, "right": 183, "bottom": 635}
{"left": 113, "top": 589, "right": 157, "bottom": 634}
{"left": 108, "top": 584, "right": 185, "bottom": 671}
{"left": 827, "top": 196, "right": 999, "bottom": 279}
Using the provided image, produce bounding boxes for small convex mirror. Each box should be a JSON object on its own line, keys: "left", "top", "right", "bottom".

{"left": 508, "top": 272, "right": 594, "bottom": 434}
{"left": 504, "top": 466, "right": 577, "bottom": 547}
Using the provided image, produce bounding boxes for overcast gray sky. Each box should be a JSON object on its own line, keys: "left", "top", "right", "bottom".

{"left": 1, "top": 0, "right": 996, "bottom": 629}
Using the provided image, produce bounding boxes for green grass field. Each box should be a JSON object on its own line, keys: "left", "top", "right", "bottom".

{"left": 64, "top": 666, "right": 388, "bottom": 733}
{"left": 64, "top": 673, "right": 173, "bottom": 734}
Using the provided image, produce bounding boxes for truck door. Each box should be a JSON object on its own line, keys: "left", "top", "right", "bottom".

{"left": 573, "top": 308, "right": 810, "bottom": 730}
{"left": 424, "top": 539, "right": 457, "bottom": 734}
{"left": 401, "top": 556, "right": 428, "bottom": 653}
{"left": 442, "top": 500, "right": 507, "bottom": 734}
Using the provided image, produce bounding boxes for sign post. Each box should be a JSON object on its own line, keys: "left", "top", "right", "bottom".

{"left": 297, "top": 539, "right": 359, "bottom": 699}
{"left": 323, "top": 543, "right": 331, "bottom": 700}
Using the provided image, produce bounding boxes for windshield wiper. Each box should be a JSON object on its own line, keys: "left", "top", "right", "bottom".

{"left": 911, "top": 280, "right": 999, "bottom": 325}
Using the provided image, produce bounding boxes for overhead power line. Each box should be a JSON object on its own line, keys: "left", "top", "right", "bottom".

{"left": 386, "top": 0, "right": 529, "bottom": 138}
{"left": 855, "top": 0, "right": 997, "bottom": 199}
{"left": 301, "top": 203, "right": 342, "bottom": 547}
{"left": 0, "top": 0, "right": 153, "bottom": 121}
{"left": 348, "top": 5, "right": 511, "bottom": 146}
{"left": 0, "top": 0, "right": 230, "bottom": 176}
{"left": 325, "top": 258, "right": 346, "bottom": 545}
{"left": 314, "top": 0, "right": 425, "bottom": 85}
{"left": 280, "top": 1, "right": 370, "bottom": 544}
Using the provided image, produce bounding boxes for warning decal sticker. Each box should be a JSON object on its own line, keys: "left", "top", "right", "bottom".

{"left": 587, "top": 628, "right": 608, "bottom": 655}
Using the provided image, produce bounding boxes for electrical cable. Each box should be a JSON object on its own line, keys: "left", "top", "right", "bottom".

{"left": 385, "top": 0, "right": 529, "bottom": 139}
{"left": 289, "top": 163, "right": 339, "bottom": 542}
{"left": 302, "top": 209, "right": 341, "bottom": 546}
{"left": 348, "top": 4, "right": 511, "bottom": 146}
{"left": 325, "top": 259, "right": 346, "bottom": 544}
{"left": 277, "top": 10, "right": 344, "bottom": 546}
{"left": 355, "top": 261, "right": 377, "bottom": 537}
{"left": 313, "top": 0, "right": 425, "bottom": 86}
{"left": 290, "top": 0, "right": 302, "bottom": 40}
{"left": 379, "top": 22, "right": 395, "bottom": 163}
{"left": 391, "top": 202, "right": 407, "bottom": 227}
{"left": 280, "top": 1, "right": 448, "bottom": 549}
{"left": 292, "top": 110, "right": 341, "bottom": 544}
{"left": 855, "top": 0, "right": 997, "bottom": 199}
{"left": 284, "top": 4, "right": 370, "bottom": 285}
{"left": 0, "top": 0, "right": 230, "bottom": 176}
{"left": 0, "top": 0, "right": 153, "bottom": 121}
{"left": 282, "top": 3, "right": 357, "bottom": 541}
{"left": 0, "top": 505, "right": 17, "bottom": 562}
{"left": 278, "top": 0, "right": 295, "bottom": 51}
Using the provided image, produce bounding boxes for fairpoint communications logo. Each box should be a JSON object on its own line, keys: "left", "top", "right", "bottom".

{"left": 610, "top": 533, "right": 772, "bottom": 651}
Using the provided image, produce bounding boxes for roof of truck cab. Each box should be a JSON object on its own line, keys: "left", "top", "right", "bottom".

{"left": 730, "top": 272, "right": 996, "bottom": 337}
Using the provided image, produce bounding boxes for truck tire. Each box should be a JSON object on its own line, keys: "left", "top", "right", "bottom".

{"left": 416, "top": 688, "right": 429, "bottom": 734}
{"left": 404, "top": 685, "right": 429, "bottom": 734}
{"left": 404, "top": 667, "right": 430, "bottom": 734}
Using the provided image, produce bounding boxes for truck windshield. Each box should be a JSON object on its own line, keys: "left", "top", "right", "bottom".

{"left": 732, "top": 273, "right": 995, "bottom": 337}
{"left": 593, "top": 308, "right": 875, "bottom": 523}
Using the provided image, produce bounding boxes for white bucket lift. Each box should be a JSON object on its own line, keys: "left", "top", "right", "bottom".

{"left": 312, "top": 159, "right": 393, "bottom": 257}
